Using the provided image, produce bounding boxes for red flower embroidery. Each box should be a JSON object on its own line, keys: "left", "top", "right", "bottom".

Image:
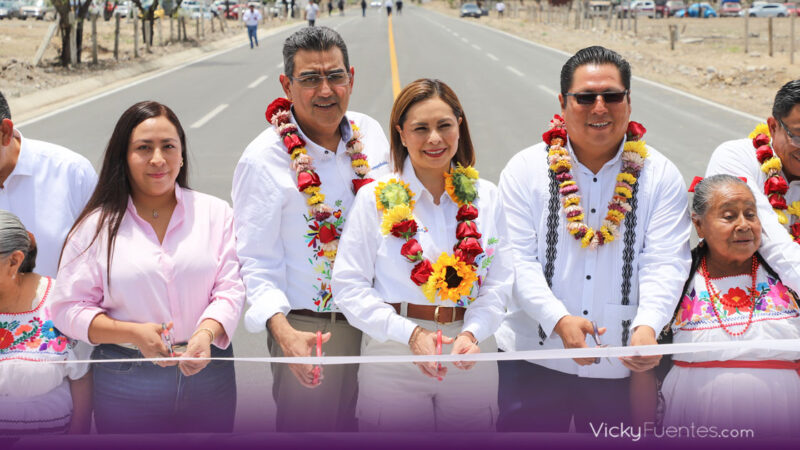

{"left": 719, "top": 287, "right": 752, "bottom": 313}
{"left": 0, "top": 328, "right": 13, "bottom": 350}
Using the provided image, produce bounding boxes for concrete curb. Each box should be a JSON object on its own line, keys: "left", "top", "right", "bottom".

{"left": 9, "top": 20, "right": 302, "bottom": 124}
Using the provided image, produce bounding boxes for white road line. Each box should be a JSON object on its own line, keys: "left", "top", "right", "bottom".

{"left": 486, "top": 53, "right": 499, "bottom": 61}
{"left": 452, "top": 32, "right": 459, "bottom": 37}
{"left": 506, "top": 66, "right": 524, "bottom": 77}
{"left": 462, "top": 37, "right": 469, "bottom": 44}
{"left": 191, "top": 104, "right": 229, "bottom": 129}
{"left": 538, "top": 84, "right": 558, "bottom": 97}
{"left": 248, "top": 75, "right": 268, "bottom": 89}
{"left": 471, "top": 44, "right": 481, "bottom": 51}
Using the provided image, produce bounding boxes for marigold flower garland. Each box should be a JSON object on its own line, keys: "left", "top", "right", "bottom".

{"left": 375, "top": 165, "right": 483, "bottom": 303}
{"left": 749, "top": 123, "right": 800, "bottom": 243}
{"left": 544, "top": 115, "right": 648, "bottom": 249}
{"left": 266, "top": 98, "right": 374, "bottom": 262}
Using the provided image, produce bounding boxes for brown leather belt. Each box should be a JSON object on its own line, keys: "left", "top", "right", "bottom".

{"left": 290, "top": 309, "right": 348, "bottom": 322}
{"left": 390, "top": 303, "right": 466, "bottom": 325}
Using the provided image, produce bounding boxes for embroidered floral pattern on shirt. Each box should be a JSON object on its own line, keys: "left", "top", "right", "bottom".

{"left": 306, "top": 200, "right": 347, "bottom": 312}
{"left": 0, "top": 316, "right": 74, "bottom": 359}
{"left": 674, "top": 272, "right": 800, "bottom": 331}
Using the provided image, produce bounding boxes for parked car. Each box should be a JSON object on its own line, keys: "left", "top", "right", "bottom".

{"left": 655, "top": 0, "right": 685, "bottom": 17}
{"left": 631, "top": 0, "right": 656, "bottom": 17}
{"left": 369, "top": 0, "right": 381, "bottom": 7}
{"left": 675, "top": 2, "right": 718, "bottom": 17}
{"left": 747, "top": 3, "right": 789, "bottom": 16}
{"left": 180, "top": 3, "right": 214, "bottom": 18}
{"left": 20, "top": 0, "right": 54, "bottom": 20}
{"left": 114, "top": 1, "right": 131, "bottom": 17}
{"left": 783, "top": 2, "right": 798, "bottom": 15}
{"left": 720, "top": 1, "right": 741, "bottom": 16}
{"left": 460, "top": 2, "right": 481, "bottom": 17}
{"left": 0, "top": 0, "right": 22, "bottom": 19}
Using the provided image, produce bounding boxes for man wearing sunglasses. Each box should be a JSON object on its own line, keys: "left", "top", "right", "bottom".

{"left": 496, "top": 46, "right": 691, "bottom": 432}
{"left": 706, "top": 79, "right": 800, "bottom": 283}
{"left": 232, "top": 26, "right": 390, "bottom": 431}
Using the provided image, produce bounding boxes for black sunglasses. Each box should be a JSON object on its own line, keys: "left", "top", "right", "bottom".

{"left": 564, "top": 90, "right": 629, "bottom": 105}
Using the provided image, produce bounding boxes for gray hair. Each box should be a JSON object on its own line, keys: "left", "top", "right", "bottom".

{"left": 691, "top": 174, "right": 749, "bottom": 218}
{"left": 282, "top": 26, "right": 350, "bottom": 79}
{"left": 0, "top": 210, "right": 36, "bottom": 273}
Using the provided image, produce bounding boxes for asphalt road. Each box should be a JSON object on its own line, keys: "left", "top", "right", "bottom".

{"left": 17, "top": 4, "right": 764, "bottom": 432}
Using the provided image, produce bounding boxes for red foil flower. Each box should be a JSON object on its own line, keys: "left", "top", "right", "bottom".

{"left": 791, "top": 223, "right": 800, "bottom": 238}
{"left": 456, "top": 221, "right": 482, "bottom": 240}
{"left": 764, "top": 176, "right": 789, "bottom": 195}
{"left": 410, "top": 260, "right": 433, "bottom": 286}
{"left": 400, "top": 239, "right": 424, "bottom": 262}
{"left": 769, "top": 194, "right": 788, "bottom": 210}
{"left": 756, "top": 145, "right": 774, "bottom": 163}
{"left": 542, "top": 127, "right": 567, "bottom": 145}
{"left": 352, "top": 178, "right": 374, "bottom": 194}
{"left": 283, "top": 134, "right": 304, "bottom": 152}
{"left": 454, "top": 237, "right": 484, "bottom": 265}
{"left": 297, "top": 171, "right": 321, "bottom": 192}
{"left": 391, "top": 219, "right": 418, "bottom": 239}
{"left": 626, "top": 121, "right": 647, "bottom": 140}
{"left": 753, "top": 133, "right": 771, "bottom": 148}
{"left": 317, "top": 223, "right": 339, "bottom": 244}
{"left": 456, "top": 205, "right": 479, "bottom": 221}
{"left": 265, "top": 98, "right": 292, "bottom": 124}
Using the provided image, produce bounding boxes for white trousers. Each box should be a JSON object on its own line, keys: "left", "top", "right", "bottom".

{"left": 356, "top": 318, "right": 498, "bottom": 432}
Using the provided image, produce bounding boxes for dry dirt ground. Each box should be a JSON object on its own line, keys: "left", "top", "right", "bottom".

{"left": 0, "top": 13, "right": 293, "bottom": 101}
{"left": 427, "top": 1, "right": 800, "bottom": 119}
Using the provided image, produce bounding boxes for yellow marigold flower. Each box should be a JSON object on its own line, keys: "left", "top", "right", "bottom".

{"left": 351, "top": 123, "right": 361, "bottom": 132}
{"left": 617, "top": 173, "right": 637, "bottom": 185}
{"left": 614, "top": 186, "right": 633, "bottom": 198}
{"left": 548, "top": 147, "right": 568, "bottom": 157}
{"left": 624, "top": 140, "right": 648, "bottom": 158}
{"left": 307, "top": 193, "right": 325, "bottom": 205}
{"left": 566, "top": 213, "right": 585, "bottom": 223}
{"left": 304, "top": 186, "right": 321, "bottom": 196}
{"left": 291, "top": 147, "right": 307, "bottom": 160}
{"left": 451, "top": 164, "right": 479, "bottom": 180}
{"left": 550, "top": 160, "right": 572, "bottom": 172}
{"left": 761, "top": 157, "right": 783, "bottom": 174}
{"left": 559, "top": 180, "right": 576, "bottom": 189}
{"left": 607, "top": 209, "right": 625, "bottom": 223}
{"left": 787, "top": 201, "right": 800, "bottom": 218}
{"left": 380, "top": 204, "right": 414, "bottom": 235}
{"left": 581, "top": 229, "right": 595, "bottom": 248}
{"left": 563, "top": 195, "right": 581, "bottom": 207}
{"left": 421, "top": 279, "right": 438, "bottom": 303}
{"left": 776, "top": 209, "right": 789, "bottom": 225}
{"left": 749, "top": 123, "right": 771, "bottom": 140}
{"left": 351, "top": 159, "right": 370, "bottom": 168}
{"left": 601, "top": 227, "right": 614, "bottom": 242}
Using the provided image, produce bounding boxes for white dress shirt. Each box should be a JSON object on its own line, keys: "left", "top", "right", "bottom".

{"left": 497, "top": 137, "right": 691, "bottom": 379}
{"left": 0, "top": 130, "right": 97, "bottom": 278}
{"left": 306, "top": 3, "right": 319, "bottom": 19}
{"left": 243, "top": 8, "right": 262, "bottom": 25}
{"left": 331, "top": 157, "right": 513, "bottom": 345}
{"left": 706, "top": 138, "right": 800, "bottom": 293}
{"left": 233, "top": 111, "right": 390, "bottom": 333}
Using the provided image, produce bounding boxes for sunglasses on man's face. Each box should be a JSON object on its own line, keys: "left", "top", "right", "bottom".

{"left": 563, "top": 90, "right": 629, "bottom": 105}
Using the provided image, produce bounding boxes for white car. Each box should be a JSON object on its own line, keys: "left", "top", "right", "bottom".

{"left": 747, "top": 2, "right": 789, "bottom": 16}
{"left": 369, "top": 0, "right": 381, "bottom": 7}
{"left": 20, "top": 0, "right": 53, "bottom": 20}
{"left": 631, "top": 0, "right": 655, "bottom": 18}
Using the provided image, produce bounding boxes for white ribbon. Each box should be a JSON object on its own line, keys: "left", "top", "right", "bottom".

{"left": 5, "top": 339, "right": 800, "bottom": 365}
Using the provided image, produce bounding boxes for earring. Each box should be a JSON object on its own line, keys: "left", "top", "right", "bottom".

{"left": 180, "top": 160, "right": 184, "bottom": 167}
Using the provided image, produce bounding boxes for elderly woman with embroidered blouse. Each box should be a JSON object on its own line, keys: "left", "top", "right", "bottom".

{"left": 662, "top": 174, "right": 800, "bottom": 435}
{"left": 331, "top": 79, "right": 513, "bottom": 432}
{"left": 0, "top": 211, "right": 91, "bottom": 435}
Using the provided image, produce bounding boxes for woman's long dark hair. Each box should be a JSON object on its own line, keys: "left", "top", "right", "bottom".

{"left": 59, "top": 101, "right": 190, "bottom": 277}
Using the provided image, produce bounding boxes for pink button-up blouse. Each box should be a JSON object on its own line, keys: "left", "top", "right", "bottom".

{"left": 49, "top": 186, "right": 245, "bottom": 349}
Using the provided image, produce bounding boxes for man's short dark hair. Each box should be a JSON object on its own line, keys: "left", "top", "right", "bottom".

{"left": 773, "top": 80, "right": 800, "bottom": 121}
{"left": 0, "top": 91, "right": 11, "bottom": 122}
{"left": 283, "top": 26, "right": 350, "bottom": 78}
{"left": 560, "top": 46, "right": 631, "bottom": 99}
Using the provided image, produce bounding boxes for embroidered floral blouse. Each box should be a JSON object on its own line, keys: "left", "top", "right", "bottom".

{"left": 672, "top": 265, "right": 800, "bottom": 362}
{"left": 0, "top": 277, "right": 90, "bottom": 398}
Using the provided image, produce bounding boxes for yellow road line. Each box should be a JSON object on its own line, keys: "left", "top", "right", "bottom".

{"left": 388, "top": 16, "right": 401, "bottom": 100}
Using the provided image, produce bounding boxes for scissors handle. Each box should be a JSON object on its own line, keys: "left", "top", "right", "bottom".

{"left": 435, "top": 329, "right": 443, "bottom": 381}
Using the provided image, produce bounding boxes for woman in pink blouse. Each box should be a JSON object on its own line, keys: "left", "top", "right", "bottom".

{"left": 49, "top": 101, "right": 245, "bottom": 433}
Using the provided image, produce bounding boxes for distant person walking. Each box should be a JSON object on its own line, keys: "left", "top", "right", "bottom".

{"left": 306, "top": 0, "right": 319, "bottom": 26}
{"left": 395, "top": 0, "right": 402, "bottom": 15}
{"left": 496, "top": 1, "right": 505, "bottom": 17}
{"left": 243, "top": 4, "right": 262, "bottom": 49}
{"left": 338, "top": 0, "right": 344, "bottom": 15}
{"left": 361, "top": 0, "right": 366, "bottom": 16}
{"left": 384, "top": 0, "right": 392, "bottom": 16}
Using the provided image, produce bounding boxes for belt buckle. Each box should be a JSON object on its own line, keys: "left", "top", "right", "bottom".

{"left": 433, "top": 306, "right": 456, "bottom": 325}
